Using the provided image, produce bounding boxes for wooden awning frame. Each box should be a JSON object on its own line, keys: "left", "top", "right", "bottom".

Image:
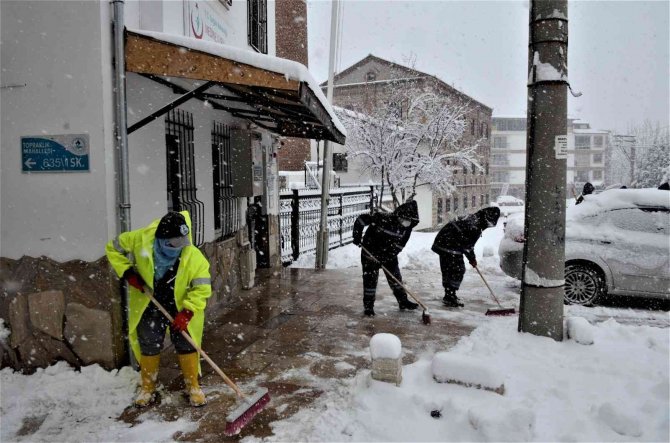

{"left": 124, "top": 30, "right": 345, "bottom": 144}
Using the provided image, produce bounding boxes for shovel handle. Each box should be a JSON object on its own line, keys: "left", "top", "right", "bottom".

{"left": 360, "top": 246, "right": 428, "bottom": 311}
{"left": 142, "top": 287, "right": 246, "bottom": 400}
{"left": 473, "top": 266, "right": 503, "bottom": 308}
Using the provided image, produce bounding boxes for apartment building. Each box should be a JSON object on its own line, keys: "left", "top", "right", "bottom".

{"left": 320, "top": 55, "right": 493, "bottom": 229}
{"left": 490, "top": 117, "right": 609, "bottom": 200}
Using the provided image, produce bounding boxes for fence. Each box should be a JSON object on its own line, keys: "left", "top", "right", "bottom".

{"left": 279, "top": 186, "right": 377, "bottom": 265}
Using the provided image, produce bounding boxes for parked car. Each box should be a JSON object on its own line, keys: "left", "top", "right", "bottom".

{"left": 493, "top": 195, "right": 525, "bottom": 216}
{"left": 499, "top": 189, "right": 670, "bottom": 305}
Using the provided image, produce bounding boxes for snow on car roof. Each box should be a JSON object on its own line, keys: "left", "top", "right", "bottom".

{"left": 568, "top": 189, "right": 670, "bottom": 220}
{"left": 497, "top": 195, "right": 523, "bottom": 204}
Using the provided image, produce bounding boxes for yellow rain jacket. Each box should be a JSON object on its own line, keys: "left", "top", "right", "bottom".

{"left": 105, "top": 211, "right": 212, "bottom": 364}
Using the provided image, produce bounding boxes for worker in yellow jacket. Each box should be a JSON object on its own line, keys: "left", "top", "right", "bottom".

{"left": 106, "top": 211, "right": 212, "bottom": 408}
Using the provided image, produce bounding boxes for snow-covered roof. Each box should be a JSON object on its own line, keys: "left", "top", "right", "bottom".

{"left": 573, "top": 129, "right": 610, "bottom": 135}
{"left": 126, "top": 28, "right": 346, "bottom": 139}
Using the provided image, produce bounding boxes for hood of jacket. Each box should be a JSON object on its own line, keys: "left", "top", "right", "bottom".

{"left": 394, "top": 200, "right": 420, "bottom": 228}
{"left": 477, "top": 206, "right": 501, "bottom": 229}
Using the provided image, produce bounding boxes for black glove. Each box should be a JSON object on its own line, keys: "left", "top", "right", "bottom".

{"left": 352, "top": 239, "right": 361, "bottom": 247}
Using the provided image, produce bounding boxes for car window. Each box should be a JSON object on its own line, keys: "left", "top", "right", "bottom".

{"left": 608, "top": 208, "right": 669, "bottom": 235}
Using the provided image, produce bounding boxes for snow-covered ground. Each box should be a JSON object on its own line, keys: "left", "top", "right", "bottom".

{"left": 1, "top": 221, "right": 668, "bottom": 442}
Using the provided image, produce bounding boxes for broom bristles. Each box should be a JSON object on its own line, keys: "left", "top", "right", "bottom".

{"left": 485, "top": 308, "right": 516, "bottom": 316}
{"left": 223, "top": 388, "right": 271, "bottom": 436}
{"left": 422, "top": 310, "right": 431, "bottom": 325}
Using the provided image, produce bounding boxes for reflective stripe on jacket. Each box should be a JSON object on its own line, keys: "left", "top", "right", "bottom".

{"left": 105, "top": 210, "right": 212, "bottom": 364}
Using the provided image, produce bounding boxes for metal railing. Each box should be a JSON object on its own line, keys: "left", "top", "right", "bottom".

{"left": 279, "top": 186, "right": 377, "bottom": 265}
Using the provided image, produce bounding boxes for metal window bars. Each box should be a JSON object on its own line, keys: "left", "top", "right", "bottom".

{"left": 165, "top": 109, "right": 205, "bottom": 246}
{"left": 212, "top": 121, "right": 239, "bottom": 240}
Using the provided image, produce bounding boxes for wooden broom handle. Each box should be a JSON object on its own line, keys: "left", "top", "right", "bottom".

{"left": 142, "top": 287, "right": 246, "bottom": 399}
{"left": 473, "top": 265, "right": 503, "bottom": 308}
{"left": 360, "top": 246, "right": 428, "bottom": 311}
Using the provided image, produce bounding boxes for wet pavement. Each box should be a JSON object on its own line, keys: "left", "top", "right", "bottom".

{"left": 119, "top": 266, "right": 506, "bottom": 441}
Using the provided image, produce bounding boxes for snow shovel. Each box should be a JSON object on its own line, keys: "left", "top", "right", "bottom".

{"left": 142, "top": 287, "right": 270, "bottom": 436}
{"left": 473, "top": 266, "right": 516, "bottom": 316}
{"left": 360, "top": 246, "right": 431, "bottom": 325}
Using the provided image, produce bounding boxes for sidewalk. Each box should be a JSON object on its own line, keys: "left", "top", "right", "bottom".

{"left": 119, "top": 266, "right": 493, "bottom": 440}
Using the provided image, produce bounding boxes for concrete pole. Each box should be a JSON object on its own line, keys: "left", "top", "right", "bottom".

{"left": 518, "top": 0, "right": 568, "bottom": 339}
{"left": 316, "top": 0, "right": 339, "bottom": 269}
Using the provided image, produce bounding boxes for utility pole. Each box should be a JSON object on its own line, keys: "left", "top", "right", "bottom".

{"left": 518, "top": 0, "right": 568, "bottom": 339}
{"left": 316, "top": 0, "right": 339, "bottom": 269}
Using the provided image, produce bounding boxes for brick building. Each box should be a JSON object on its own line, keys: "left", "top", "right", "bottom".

{"left": 323, "top": 55, "right": 493, "bottom": 228}
{"left": 275, "top": 0, "right": 311, "bottom": 171}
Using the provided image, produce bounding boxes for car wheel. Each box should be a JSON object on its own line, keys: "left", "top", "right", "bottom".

{"left": 564, "top": 264, "right": 605, "bottom": 306}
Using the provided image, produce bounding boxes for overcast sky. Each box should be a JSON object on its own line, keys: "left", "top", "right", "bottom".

{"left": 307, "top": 0, "right": 669, "bottom": 133}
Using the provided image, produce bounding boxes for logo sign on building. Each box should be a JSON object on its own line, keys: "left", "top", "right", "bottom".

{"left": 21, "top": 134, "right": 90, "bottom": 173}
{"left": 554, "top": 135, "right": 568, "bottom": 159}
{"left": 185, "top": 0, "right": 229, "bottom": 44}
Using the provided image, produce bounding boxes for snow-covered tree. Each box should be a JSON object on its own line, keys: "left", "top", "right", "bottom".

{"left": 335, "top": 90, "right": 481, "bottom": 208}
{"left": 631, "top": 121, "right": 669, "bottom": 188}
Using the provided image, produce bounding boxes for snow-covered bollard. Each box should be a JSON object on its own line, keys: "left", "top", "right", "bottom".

{"left": 566, "top": 317, "right": 595, "bottom": 345}
{"left": 370, "top": 333, "right": 402, "bottom": 386}
{"left": 432, "top": 352, "right": 505, "bottom": 395}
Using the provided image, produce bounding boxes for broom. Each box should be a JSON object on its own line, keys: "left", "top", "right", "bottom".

{"left": 473, "top": 266, "right": 516, "bottom": 316}
{"left": 142, "top": 287, "right": 270, "bottom": 436}
{"left": 360, "top": 246, "right": 431, "bottom": 325}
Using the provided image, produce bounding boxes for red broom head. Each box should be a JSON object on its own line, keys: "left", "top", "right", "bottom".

{"left": 224, "top": 389, "right": 271, "bottom": 436}
{"left": 422, "top": 310, "right": 431, "bottom": 325}
{"left": 485, "top": 308, "right": 516, "bottom": 316}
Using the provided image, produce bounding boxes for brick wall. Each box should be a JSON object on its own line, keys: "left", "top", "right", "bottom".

{"left": 275, "top": 0, "right": 310, "bottom": 170}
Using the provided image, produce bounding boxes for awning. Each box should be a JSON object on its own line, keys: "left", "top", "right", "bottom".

{"left": 124, "top": 29, "right": 346, "bottom": 144}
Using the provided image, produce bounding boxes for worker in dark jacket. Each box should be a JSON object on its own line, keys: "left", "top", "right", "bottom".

{"left": 432, "top": 207, "right": 500, "bottom": 307}
{"left": 352, "top": 200, "right": 420, "bottom": 317}
{"left": 575, "top": 182, "right": 595, "bottom": 205}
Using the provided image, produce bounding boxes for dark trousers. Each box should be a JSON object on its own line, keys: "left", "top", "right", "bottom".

{"left": 137, "top": 298, "right": 195, "bottom": 356}
{"left": 439, "top": 253, "right": 466, "bottom": 291}
{"left": 361, "top": 253, "right": 407, "bottom": 308}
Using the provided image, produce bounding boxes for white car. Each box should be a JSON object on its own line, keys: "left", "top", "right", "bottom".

{"left": 499, "top": 189, "right": 670, "bottom": 305}
{"left": 493, "top": 195, "right": 525, "bottom": 216}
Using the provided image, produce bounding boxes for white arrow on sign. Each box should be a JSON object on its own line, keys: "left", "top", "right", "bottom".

{"left": 24, "top": 158, "right": 36, "bottom": 168}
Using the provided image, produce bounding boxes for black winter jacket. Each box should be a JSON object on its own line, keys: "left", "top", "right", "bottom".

{"left": 353, "top": 200, "right": 420, "bottom": 262}
{"left": 431, "top": 207, "right": 501, "bottom": 262}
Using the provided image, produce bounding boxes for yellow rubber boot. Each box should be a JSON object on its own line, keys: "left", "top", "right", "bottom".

{"left": 178, "top": 353, "right": 207, "bottom": 407}
{"left": 135, "top": 354, "right": 160, "bottom": 407}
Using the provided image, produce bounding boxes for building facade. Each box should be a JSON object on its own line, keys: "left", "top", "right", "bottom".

{"left": 0, "top": 0, "right": 343, "bottom": 371}
{"left": 490, "top": 117, "right": 610, "bottom": 200}
{"left": 319, "top": 55, "right": 493, "bottom": 229}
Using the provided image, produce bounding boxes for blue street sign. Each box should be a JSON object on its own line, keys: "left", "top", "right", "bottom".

{"left": 21, "top": 134, "right": 90, "bottom": 173}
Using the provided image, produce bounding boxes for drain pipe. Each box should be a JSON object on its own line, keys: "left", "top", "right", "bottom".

{"left": 111, "top": 0, "right": 135, "bottom": 368}
{"left": 112, "top": 0, "right": 131, "bottom": 233}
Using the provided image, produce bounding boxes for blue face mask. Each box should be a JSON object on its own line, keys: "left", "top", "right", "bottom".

{"left": 156, "top": 238, "right": 183, "bottom": 259}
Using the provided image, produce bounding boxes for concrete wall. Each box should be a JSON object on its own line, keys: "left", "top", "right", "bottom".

{"left": 0, "top": 1, "right": 115, "bottom": 262}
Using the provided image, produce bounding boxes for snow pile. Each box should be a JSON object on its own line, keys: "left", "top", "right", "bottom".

{"left": 265, "top": 317, "right": 669, "bottom": 442}
{"left": 431, "top": 352, "right": 504, "bottom": 394}
{"left": 569, "top": 188, "right": 670, "bottom": 221}
{"left": 369, "top": 333, "right": 401, "bottom": 359}
{"left": 0, "top": 362, "right": 196, "bottom": 442}
{"left": 566, "top": 316, "right": 594, "bottom": 345}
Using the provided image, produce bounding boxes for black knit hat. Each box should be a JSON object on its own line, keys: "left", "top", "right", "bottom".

{"left": 155, "top": 212, "right": 190, "bottom": 244}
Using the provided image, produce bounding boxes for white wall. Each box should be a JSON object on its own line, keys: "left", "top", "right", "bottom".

{"left": 0, "top": 1, "right": 115, "bottom": 261}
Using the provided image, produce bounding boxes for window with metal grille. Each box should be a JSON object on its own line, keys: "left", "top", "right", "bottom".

{"left": 333, "top": 153, "right": 348, "bottom": 172}
{"left": 437, "top": 198, "right": 443, "bottom": 224}
{"left": 472, "top": 195, "right": 476, "bottom": 207}
{"left": 165, "top": 109, "right": 205, "bottom": 246}
{"left": 454, "top": 196, "right": 459, "bottom": 211}
{"left": 464, "top": 195, "right": 468, "bottom": 209}
{"left": 212, "top": 121, "right": 239, "bottom": 240}
{"left": 248, "top": 0, "right": 267, "bottom": 54}
{"left": 445, "top": 198, "right": 451, "bottom": 212}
